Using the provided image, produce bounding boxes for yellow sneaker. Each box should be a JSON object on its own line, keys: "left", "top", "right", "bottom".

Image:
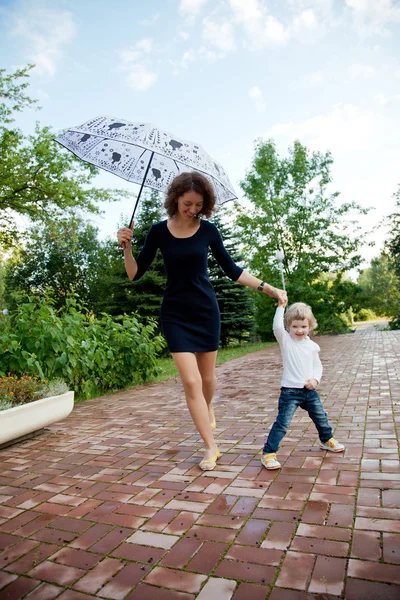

{"left": 320, "top": 437, "right": 345, "bottom": 453}
{"left": 261, "top": 453, "right": 281, "bottom": 470}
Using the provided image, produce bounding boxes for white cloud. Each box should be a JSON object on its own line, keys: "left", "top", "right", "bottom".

{"left": 202, "top": 17, "right": 235, "bottom": 53}
{"left": 9, "top": 3, "right": 77, "bottom": 76}
{"left": 308, "top": 71, "right": 324, "bottom": 85}
{"left": 178, "top": 30, "right": 190, "bottom": 40}
{"left": 169, "top": 49, "right": 196, "bottom": 75}
{"left": 249, "top": 86, "right": 266, "bottom": 111}
{"left": 345, "top": 0, "right": 400, "bottom": 36}
{"left": 179, "top": 0, "right": 209, "bottom": 19}
{"left": 119, "top": 38, "right": 157, "bottom": 92}
{"left": 348, "top": 62, "right": 377, "bottom": 79}
{"left": 125, "top": 65, "right": 157, "bottom": 92}
{"left": 228, "top": 0, "right": 289, "bottom": 48}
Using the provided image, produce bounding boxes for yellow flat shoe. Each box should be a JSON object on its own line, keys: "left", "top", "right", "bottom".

{"left": 210, "top": 417, "right": 216, "bottom": 430}
{"left": 199, "top": 447, "right": 221, "bottom": 471}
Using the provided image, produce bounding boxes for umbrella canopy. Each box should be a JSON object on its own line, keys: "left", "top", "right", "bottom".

{"left": 54, "top": 115, "right": 237, "bottom": 223}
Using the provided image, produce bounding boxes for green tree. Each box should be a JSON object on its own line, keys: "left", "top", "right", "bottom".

{"left": 4, "top": 217, "right": 103, "bottom": 311}
{"left": 237, "top": 139, "right": 370, "bottom": 337}
{"left": 90, "top": 191, "right": 166, "bottom": 320}
{"left": 386, "top": 185, "right": 400, "bottom": 278}
{"left": 358, "top": 252, "right": 400, "bottom": 318}
{"left": 209, "top": 208, "right": 255, "bottom": 347}
{"left": 0, "top": 65, "right": 128, "bottom": 247}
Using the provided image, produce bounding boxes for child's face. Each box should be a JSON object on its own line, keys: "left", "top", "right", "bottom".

{"left": 289, "top": 318, "right": 310, "bottom": 341}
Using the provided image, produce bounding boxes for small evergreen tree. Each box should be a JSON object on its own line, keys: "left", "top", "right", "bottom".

{"left": 209, "top": 208, "right": 255, "bottom": 347}
{"left": 92, "top": 191, "right": 166, "bottom": 322}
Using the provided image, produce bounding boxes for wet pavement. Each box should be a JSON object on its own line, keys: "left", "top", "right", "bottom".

{"left": 0, "top": 328, "right": 399, "bottom": 599}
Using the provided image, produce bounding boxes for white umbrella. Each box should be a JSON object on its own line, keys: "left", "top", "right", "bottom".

{"left": 54, "top": 115, "right": 237, "bottom": 226}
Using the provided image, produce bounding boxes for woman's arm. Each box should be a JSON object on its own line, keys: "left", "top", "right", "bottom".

{"left": 117, "top": 227, "right": 138, "bottom": 280}
{"left": 117, "top": 225, "right": 158, "bottom": 281}
{"left": 236, "top": 270, "right": 287, "bottom": 304}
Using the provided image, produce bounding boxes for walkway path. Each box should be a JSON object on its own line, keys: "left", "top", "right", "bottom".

{"left": 0, "top": 329, "right": 399, "bottom": 599}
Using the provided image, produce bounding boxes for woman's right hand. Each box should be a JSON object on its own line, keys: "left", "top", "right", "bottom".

{"left": 117, "top": 223, "right": 134, "bottom": 248}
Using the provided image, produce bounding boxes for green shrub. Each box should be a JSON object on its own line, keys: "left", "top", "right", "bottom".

{"left": 40, "top": 378, "right": 69, "bottom": 398}
{"left": 0, "top": 297, "right": 166, "bottom": 398}
{"left": 355, "top": 308, "right": 377, "bottom": 321}
{"left": 316, "top": 313, "right": 350, "bottom": 334}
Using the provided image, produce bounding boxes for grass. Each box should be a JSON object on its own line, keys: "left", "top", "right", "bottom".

{"left": 149, "top": 341, "right": 276, "bottom": 384}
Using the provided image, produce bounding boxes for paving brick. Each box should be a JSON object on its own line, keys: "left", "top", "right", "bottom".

{"left": 275, "top": 551, "right": 315, "bottom": 590}
{"left": 160, "top": 538, "right": 202, "bottom": 569}
{"left": 290, "top": 536, "right": 349, "bottom": 557}
{"left": 22, "top": 582, "right": 63, "bottom": 599}
{"left": 89, "top": 527, "right": 133, "bottom": 554}
{"left": 144, "top": 566, "right": 207, "bottom": 593}
{"left": 187, "top": 524, "right": 236, "bottom": 544}
{"left": 163, "top": 511, "right": 200, "bottom": 535}
{"left": 348, "top": 558, "right": 400, "bottom": 585}
{"left": 127, "top": 531, "right": 179, "bottom": 549}
{"left": 235, "top": 519, "right": 270, "bottom": 546}
{"left": 73, "top": 557, "right": 124, "bottom": 594}
{"left": 27, "top": 561, "right": 84, "bottom": 586}
{"left": 186, "top": 541, "right": 228, "bottom": 573}
{"left": 0, "top": 575, "right": 40, "bottom": 599}
{"left": 308, "top": 555, "right": 346, "bottom": 595}
{"left": 345, "top": 577, "right": 400, "bottom": 600}
{"left": 261, "top": 522, "right": 296, "bottom": 550}
{"left": 126, "top": 583, "right": 195, "bottom": 599}
{"left": 5, "top": 543, "right": 60, "bottom": 573}
{"left": 351, "top": 530, "right": 381, "bottom": 560}
{"left": 196, "top": 577, "right": 237, "bottom": 599}
{"left": 68, "top": 523, "right": 113, "bottom": 550}
{"left": 226, "top": 544, "right": 283, "bottom": 566}
{"left": 214, "top": 559, "right": 275, "bottom": 584}
{"left": 232, "top": 582, "right": 269, "bottom": 600}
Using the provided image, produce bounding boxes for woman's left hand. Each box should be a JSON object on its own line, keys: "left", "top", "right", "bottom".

{"left": 272, "top": 287, "right": 287, "bottom": 306}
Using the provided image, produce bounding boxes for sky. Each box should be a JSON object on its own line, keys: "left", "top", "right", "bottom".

{"left": 1, "top": 0, "right": 399, "bottom": 270}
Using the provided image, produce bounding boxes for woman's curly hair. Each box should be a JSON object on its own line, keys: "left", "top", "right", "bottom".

{"left": 164, "top": 172, "right": 216, "bottom": 218}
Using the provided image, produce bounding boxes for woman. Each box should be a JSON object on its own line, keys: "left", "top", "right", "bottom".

{"left": 117, "top": 172, "right": 287, "bottom": 471}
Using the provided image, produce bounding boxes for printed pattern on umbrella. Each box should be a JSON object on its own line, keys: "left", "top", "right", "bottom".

{"left": 54, "top": 116, "right": 237, "bottom": 204}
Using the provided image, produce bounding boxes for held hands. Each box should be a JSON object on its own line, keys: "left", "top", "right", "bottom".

{"left": 274, "top": 287, "right": 288, "bottom": 308}
{"left": 117, "top": 222, "right": 134, "bottom": 249}
{"left": 305, "top": 378, "right": 318, "bottom": 390}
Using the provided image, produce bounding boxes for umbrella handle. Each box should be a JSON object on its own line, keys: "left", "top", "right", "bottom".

{"left": 120, "top": 151, "right": 155, "bottom": 249}
{"left": 128, "top": 150, "right": 155, "bottom": 229}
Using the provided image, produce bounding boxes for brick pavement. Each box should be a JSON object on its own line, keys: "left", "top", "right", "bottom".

{"left": 0, "top": 329, "right": 399, "bottom": 600}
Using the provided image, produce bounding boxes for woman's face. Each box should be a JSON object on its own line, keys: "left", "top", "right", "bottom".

{"left": 176, "top": 190, "right": 204, "bottom": 220}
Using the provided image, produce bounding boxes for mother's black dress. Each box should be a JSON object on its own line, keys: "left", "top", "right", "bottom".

{"left": 134, "top": 219, "right": 243, "bottom": 352}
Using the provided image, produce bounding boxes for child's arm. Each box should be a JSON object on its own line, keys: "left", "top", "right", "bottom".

{"left": 305, "top": 347, "right": 323, "bottom": 390}
{"left": 272, "top": 297, "right": 288, "bottom": 344}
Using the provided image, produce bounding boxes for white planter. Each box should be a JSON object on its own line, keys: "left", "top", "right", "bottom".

{"left": 0, "top": 391, "right": 74, "bottom": 446}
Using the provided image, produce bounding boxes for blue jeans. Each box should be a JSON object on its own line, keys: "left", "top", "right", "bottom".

{"left": 263, "top": 387, "right": 333, "bottom": 454}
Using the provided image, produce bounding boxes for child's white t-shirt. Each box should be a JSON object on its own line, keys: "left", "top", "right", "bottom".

{"left": 273, "top": 307, "right": 323, "bottom": 388}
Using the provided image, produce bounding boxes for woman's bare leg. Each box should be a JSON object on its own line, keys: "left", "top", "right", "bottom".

{"left": 196, "top": 351, "right": 217, "bottom": 425}
{"left": 172, "top": 352, "right": 217, "bottom": 462}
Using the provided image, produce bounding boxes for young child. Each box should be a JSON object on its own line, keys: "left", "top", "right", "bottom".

{"left": 261, "top": 299, "right": 345, "bottom": 470}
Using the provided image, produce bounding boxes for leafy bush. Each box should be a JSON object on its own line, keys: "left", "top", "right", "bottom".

{"left": 355, "top": 308, "right": 377, "bottom": 321}
{"left": 0, "top": 297, "right": 166, "bottom": 398}
{"left": 316, "top": 313, "right": 350, "bottom": 335}
{"left": 40, "top": 378, "right": 69, "bottom": 398}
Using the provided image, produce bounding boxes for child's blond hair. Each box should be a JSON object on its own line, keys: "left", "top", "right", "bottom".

{"left": 284, "top": 302, "right": 318, "bottom": 332}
